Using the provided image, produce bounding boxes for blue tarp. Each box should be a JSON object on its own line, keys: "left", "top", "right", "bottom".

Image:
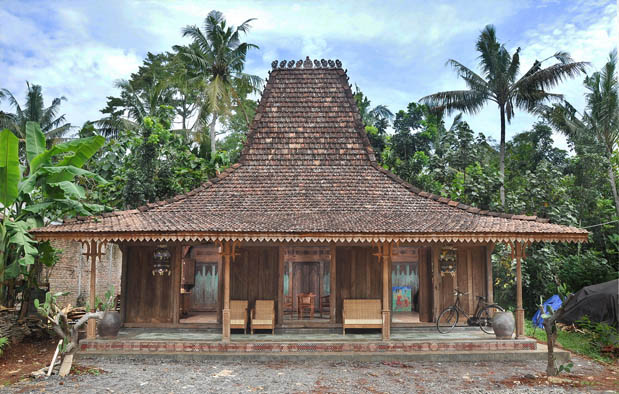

{"left": 532, "top": 294, "right": 563, "bottom": 328}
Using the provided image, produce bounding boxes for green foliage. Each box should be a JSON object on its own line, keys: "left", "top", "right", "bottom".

{"left": 91, "top": 287, "right": 116, "bottom": 312}
{"left": 0, "top": 129, "right": 20, "bottom": 208}
{"left": 421, "top": 24, "right": 587, "bottom": 205}
{"left": 1, "top": 123, "right": 106, "bottom": 307}
{"left": 0, "top": 82, "right": 71, "bottom": 143}
{"left": 34, "top": 291, "right": 69, "bottom": 319}
{"left": 525, "top": 320, "right": 615, "bottom": 363}
{"left": 86, "top": 114, "right": 219, "bottom": 209}
{"left": 0, "top": 337, "right": 7, "bottom": 356}
{"left": 576, "top": 316, "right": 619, "bottom": 352}
{"left": 558, "top": 361, "right": 574, "bottom": 373}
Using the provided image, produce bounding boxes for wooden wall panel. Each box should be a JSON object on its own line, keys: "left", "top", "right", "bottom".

{"left": 230, "top": 246, "right": 279, "bottom": 321}
{"left": 456, "top": 248, "right": 470, "bottom": 313}
{"left": 335, "top": 246, "right": 381, "bottom": 323}
{"left": 124, "top": 245, "right": 176, "bottom": 324}
{"left": 430, "top": 245, "right": 488, "bottom": 322}
{"left": 418, "top": 247, "right": 433, "bottom": 322}
{"left": 472, "top": 246, "right": 486, "bottom": 301}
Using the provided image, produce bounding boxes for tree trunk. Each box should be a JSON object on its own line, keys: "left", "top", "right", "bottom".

{"left": 606, "top": 150, "right": 619, "bottom": 217}
{"left": 210, "top": 113, "right": 218, "bottom": 159}
{"left": 544, "top": 321, "right": 558, "bottom": 376}
{"left": 499, "top": 105, "right": 506, "bottom": 207}
{"left": 543, "top": 294, "right": 572, "bottom": 377}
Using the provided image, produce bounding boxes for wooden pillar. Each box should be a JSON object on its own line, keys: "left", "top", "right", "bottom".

{"left": 277, "top": 245, "right": 284, "bottom": 325}
{"left": 172, "top": 246, "right": 181, "bottom": 325}
{"left": 119, "top": 245, "right": 128, "bottom": 325}
{"left": 514, "top": 242, "right": 525, "bottom": 338}
{"left": 486, "top": 243, "right": 495, "bottom": 304}
{"left": 381, "top": 243, "right": 391, "bottom": 340}
{"left": 431, "top": 244, "right": 441, "bottom": 322}
{"left": 83, "top": 240, "right": 106, "bottom": 339}
{"left": 329, "top": 244, "right": 336, "bottom": 323}
{"left": 466, "top": 248, "right": 473, "bottom": 314}
{"left": 221, "top": 241, "right": 232, "bottom": 343}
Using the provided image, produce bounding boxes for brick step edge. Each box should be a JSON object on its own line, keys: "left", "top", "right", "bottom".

{"left": 80, "top": 340, "right": 537, "bottom": 353}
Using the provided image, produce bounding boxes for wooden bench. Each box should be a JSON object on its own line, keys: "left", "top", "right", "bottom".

{"left": 342, "top": 299, "right": 383, "bottom": 334}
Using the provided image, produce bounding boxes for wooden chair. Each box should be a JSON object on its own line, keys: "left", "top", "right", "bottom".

{"left": 251, "top": 300, "right": 275, "bottom": 334}
{"left": 283, "top": 295, "right": 294, "bottom": 317}
{"left": 230, "top": 300, "right": 248, "bottom": 334}
{"left": 297, "top": 293, "right": 315, "bottom": 319}
{"left": 320, "top": 295, "right": 330, "bottom": 318}
{"left": 342, "top": 299, "right": 383, "bottom": 334}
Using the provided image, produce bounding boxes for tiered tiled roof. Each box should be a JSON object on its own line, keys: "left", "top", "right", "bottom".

{"left": 32, "top": 57, "right": 588, "bottom": 244}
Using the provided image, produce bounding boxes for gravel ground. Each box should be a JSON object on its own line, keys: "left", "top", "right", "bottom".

{"left": 3, "top": 354, "right": 614, "bottom": 393}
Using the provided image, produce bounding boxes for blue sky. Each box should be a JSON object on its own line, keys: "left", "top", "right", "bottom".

{"left": 1, "top": 0, "right": 616, "bottom": 150}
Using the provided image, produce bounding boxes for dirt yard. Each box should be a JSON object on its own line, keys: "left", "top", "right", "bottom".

{"left": 0, "top": 337, "right": 58, "bottom": 386}
{"left": 2, "top": 353, "right": 617, "bottom": 393}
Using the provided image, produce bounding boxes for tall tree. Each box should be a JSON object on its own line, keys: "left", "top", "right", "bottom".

{"left": 420, "top": 25, "right": 587, "bottom": 207}
{"left": 0, "top": 82, "right": 71, "bottom": 143}
{"left": 178, "top": 10, "right": 261, "bottom": 157}
{"left": 546, "top": 50, "right": 619, "bottom": 216}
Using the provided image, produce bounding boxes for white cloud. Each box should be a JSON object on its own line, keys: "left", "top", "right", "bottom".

{"left": 0, "top": 0, "right": 615, "bottom": 151}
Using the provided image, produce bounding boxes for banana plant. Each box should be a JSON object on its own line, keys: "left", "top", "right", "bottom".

{"left": 0, "top": 121, "right": 106, "bottom": 305}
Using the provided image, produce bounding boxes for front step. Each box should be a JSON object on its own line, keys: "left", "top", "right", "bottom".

{"left": 79, "top": 337, "right": 551, "bottom": 362}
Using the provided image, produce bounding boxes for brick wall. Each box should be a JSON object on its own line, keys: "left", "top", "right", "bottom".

{"left": 46, "top": 240, "right": 122, "bottom": 307}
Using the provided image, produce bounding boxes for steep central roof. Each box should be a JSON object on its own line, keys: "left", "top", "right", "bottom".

{"left": 241, "top": 59, "right": 374, "bottom": 166}
{"left": 32, "top": 57, "right": 588, "bottom": 244}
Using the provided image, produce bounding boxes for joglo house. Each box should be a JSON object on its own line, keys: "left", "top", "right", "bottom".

{"left": 33, "top": 57, "right": 587, "bottom": 355}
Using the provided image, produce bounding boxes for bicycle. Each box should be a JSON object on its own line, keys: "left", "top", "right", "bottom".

{"left": 436, "top": 289, "right": 505, "bottom": 334}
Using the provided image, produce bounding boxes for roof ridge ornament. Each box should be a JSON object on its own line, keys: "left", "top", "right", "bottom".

{"left": 271, "top": 57, "right": 343, "bottom": 69}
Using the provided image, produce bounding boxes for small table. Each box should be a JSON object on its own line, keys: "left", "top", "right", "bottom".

{"left": 297, "top": 293, "right": 315, "bottom": 319}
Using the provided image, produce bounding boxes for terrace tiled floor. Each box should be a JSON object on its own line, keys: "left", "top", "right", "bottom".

{"left": 117, "top": 327, "right": 496, "bottom": 342}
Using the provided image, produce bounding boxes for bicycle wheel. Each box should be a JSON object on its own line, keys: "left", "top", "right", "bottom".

{"left": 437, "top": 307, "right": 459, "bottom": 334}
{"left": 478, "top": 304, "right": 505, "bottom": 334}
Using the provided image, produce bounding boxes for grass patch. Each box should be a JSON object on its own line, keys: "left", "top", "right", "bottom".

{"left": 525, "top": 320, "right": 615, "bottom": 363}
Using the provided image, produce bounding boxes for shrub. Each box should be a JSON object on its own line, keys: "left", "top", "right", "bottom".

{"left": 0, "top": 337, "right": 7, "bottom": 356}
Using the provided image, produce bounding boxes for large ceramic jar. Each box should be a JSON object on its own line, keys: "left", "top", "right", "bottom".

{"left": 492, "top": 311, "right": 515, "bottom": 339}
{"left": 97, "top": 311, "right": 121, "bottom": 338}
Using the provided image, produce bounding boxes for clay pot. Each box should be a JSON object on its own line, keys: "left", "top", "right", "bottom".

{"left": 492, "top": 311, "right": 515, "bottom": 339}
{"left": 97, "top": 311, "right": 121, "bottom": 338}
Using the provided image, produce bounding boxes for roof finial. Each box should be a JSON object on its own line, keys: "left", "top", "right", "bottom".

{"left": 304, "top": 56, "right": 313, "bottom": 68}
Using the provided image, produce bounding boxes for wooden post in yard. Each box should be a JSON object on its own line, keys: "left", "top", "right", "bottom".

{"left": 82, "top": 240, "right": 106, "bottom": 339}
{"left": 221, "top": 241, "right": 232, "bottom": 343}
{"left": 381, "top": 242, "right": 391, "bottom": 340}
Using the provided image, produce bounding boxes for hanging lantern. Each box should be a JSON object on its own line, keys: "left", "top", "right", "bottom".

{"left": 152, "top": 245, "right": 171, "bottom": 276}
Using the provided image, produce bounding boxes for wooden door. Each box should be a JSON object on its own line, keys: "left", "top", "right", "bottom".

{"left": 190, "top": 262, "right": 218, "bottom": 311}
{"left": 292, "top": 262, "right": 320, "bottom": 310}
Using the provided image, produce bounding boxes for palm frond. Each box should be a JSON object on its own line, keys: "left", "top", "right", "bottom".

{"left": 446, "top": 59, "right": 489, "bottom": 93}
{"left": 420, "top": 90, "right": 488, "bottom": 115}
{"left": 516, "top": 61, "right": 588, "bottom": 92}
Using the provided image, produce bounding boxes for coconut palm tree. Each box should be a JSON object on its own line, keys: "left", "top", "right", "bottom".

{"left": 0, "top": 82, "right": 71, "bottom": 143}
{"left": 545, "top": 50, "right": 619, "bottom": 216}
{"left": 177, "top": 10, "right": 261, "bottom": 157}
{"left": 353, "top": 84, "right": 394, "bottom": 127}
{"left": 420, "top": 25, "right": 587, "bottom": 206}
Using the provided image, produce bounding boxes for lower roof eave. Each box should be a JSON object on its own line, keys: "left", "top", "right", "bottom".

{"left": 32, "top": 230, "right": 588, "bottom": 244}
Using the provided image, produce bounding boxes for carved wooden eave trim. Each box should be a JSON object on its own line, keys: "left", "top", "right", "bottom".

{"left": 33, "top": 231, "right": 588, "bottom": 244}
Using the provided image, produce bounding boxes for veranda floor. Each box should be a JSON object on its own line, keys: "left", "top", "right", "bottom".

{"left": 105, "top": 327, "right": 507, "bottom": 342}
